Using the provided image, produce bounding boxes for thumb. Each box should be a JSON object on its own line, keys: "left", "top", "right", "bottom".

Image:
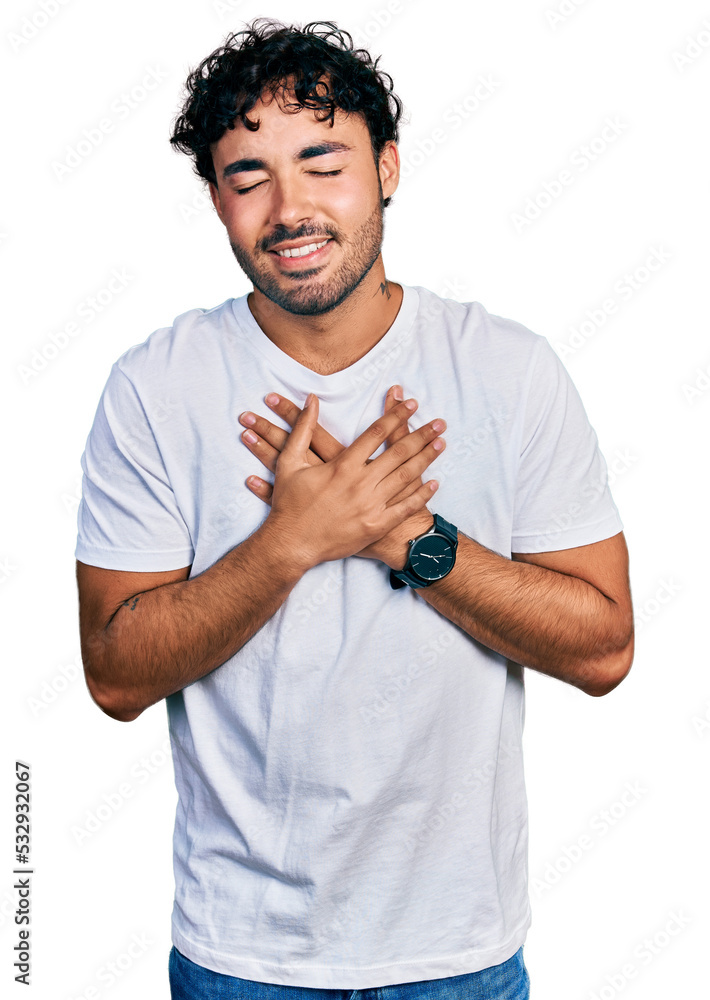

{"left": 280, "top": 392, "right": 318, "bottom": 463}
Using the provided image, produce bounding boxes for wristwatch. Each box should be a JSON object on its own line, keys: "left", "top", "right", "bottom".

{"left": 389, "top": 514, "right": 459, "bottom": 590}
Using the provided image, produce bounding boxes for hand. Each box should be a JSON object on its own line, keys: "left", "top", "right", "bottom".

{"left": 238, "top": 387, "right": 446, "bottom": 569}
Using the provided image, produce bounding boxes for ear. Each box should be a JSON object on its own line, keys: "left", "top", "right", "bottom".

{"left": 378, "top": 141, "right": 400, "bottom": 202}
{"left": 208, "top": 180, "right": 225, "bottom": 223}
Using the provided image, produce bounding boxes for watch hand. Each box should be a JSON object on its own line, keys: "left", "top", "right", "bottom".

{"left": 420, "top": 553, "right": 441, "bottom": 562}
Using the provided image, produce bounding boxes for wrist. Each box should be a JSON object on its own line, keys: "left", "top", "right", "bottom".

{"left": 256, "top": 514, "right": 318, "bottom": 581}
{"left": 377, "top": 510, "right": 435, "bottom": 570}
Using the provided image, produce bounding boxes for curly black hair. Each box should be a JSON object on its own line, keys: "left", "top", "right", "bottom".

{"left": 169, "top": 18, "right": 404, "bottom": 207}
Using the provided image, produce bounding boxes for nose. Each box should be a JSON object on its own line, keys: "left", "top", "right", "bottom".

{"left": 267, "top": 173, "right": 315, "bottom": 231}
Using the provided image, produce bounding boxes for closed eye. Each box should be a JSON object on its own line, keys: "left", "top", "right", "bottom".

{"left": 236, "top": 170, "right": 343, "bottom": 195}
{"left": 236, "top": 181, "right": 266, "bottom": 196}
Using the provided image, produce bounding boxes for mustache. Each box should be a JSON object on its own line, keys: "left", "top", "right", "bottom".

{"left": 261, "top": 228, "right": 337, "bottom": 252}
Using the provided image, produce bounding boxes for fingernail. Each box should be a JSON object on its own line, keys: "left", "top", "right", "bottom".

{"left": 433, "top": 439, "right": 444, "bottom": 451}
{"left": 240, "top": 411, "right": 256, "bottom": 426}
{"left": 405, "top": 398, "right": 417, "bottom": 411}
{"left": 247, "top": 476, "right": 261, "bottom": 486}
{"left": 242, "top": 430, "right": 257, "bottom": 444}
{"left": 432, "top": 419, "right": 445, "bottom": 433}
{"left": 429, "top": 481, "right": 439, "bottom": 492}
{"left": 306, "top": 392, "right": 315, "bottom": 408}
{"left": 393, "top": 385, "right": 403, "bottom": 401}
{"left": 265, "top": 393, "right": 280, "bottom": 406}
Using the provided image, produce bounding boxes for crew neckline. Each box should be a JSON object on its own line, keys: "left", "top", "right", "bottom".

{"left": 229, "top": 284, "right": 420, "bottom": 391}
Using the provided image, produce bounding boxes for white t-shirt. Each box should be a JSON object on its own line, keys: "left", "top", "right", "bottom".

{"left": 76, "top": 284, "right": 623, "bottom": 989}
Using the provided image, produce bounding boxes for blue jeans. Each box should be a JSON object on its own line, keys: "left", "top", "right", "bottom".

{"left": 169, "top": 945, "right": 530, "bottom": 999}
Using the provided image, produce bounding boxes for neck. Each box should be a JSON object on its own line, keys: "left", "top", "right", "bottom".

{"left": 246, "top": 260, "right": 403, "bottom": 375}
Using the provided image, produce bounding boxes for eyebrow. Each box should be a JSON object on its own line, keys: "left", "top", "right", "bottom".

{"left": 222, "top": 141, "right": 354, "bottom": 179}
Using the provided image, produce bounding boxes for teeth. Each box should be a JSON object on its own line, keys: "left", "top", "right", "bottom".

{"left": 276, "top": 239, "right": 329, "bottom": 258}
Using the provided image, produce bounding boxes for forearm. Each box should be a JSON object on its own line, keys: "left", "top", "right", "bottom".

{"left": 418, "top": 533, "right": 633, "bottom": 696}
{"left": 86, "top": 520, "right": 306, "bottom": 722}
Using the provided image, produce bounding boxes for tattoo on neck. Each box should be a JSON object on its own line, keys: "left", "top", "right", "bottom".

{"left": 377, "top": 281, "right": 392, "bottom": 300}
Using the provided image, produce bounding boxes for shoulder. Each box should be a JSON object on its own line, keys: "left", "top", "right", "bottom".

{"left": 112, "top": 297, "right": 238, "bottom": 387}
{"left": 410, "top": 284, "right": 548, "bottom": 375}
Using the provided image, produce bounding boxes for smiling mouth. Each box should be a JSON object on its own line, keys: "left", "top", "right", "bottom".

{"left": 268, "top": 239, "right": 334, "bottom": 269}
{"left": 271, "top": 239, "right": 331, "bottom": 258}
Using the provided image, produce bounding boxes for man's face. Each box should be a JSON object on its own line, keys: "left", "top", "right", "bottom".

{"left": 209, "top": 85, "right": 399, "bottom": 316}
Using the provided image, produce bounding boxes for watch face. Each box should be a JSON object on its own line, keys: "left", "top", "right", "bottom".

{"left": 409, "top": 533, "right": 455, "bottom": 581}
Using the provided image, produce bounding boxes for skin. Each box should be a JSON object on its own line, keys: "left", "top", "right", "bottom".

{"left": 207, "top": 81, "right": 405, "bottom": 374}
{"left": 76, "top": 81, "right": 633, "bottom": 722}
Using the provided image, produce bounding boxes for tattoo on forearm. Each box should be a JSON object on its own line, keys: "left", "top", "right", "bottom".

{"left": 121, "top": 596, "right": 140, "bottom": 611}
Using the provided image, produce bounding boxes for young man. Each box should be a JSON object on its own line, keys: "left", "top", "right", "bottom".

{"left": 75, "top": 19, "right": 633, "bottom": 999}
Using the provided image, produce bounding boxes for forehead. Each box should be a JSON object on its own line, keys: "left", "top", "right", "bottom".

{"left": 211, "top": 86, "right": 371, "bottom": 166}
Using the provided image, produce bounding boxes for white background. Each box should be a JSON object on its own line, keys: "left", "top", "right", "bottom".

{"left": 2, "top": 0, "right": 709, "bottom": 997}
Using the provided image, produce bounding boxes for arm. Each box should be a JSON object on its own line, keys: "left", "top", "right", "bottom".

{"left": 416, "top": 531, "right": 634, "bottom": 697}
{"left": 239, "top": 391, "right": 634, "bottom": 698}
{"left": 77, "top": 520, "right": 304, "bottom": 724}
{"left": 78, "top": 396, "right": 444, "bottom": 722}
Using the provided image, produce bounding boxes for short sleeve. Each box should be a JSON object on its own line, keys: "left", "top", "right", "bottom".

{"left": 75, "top": 363, "right": 195, "bottom": 571}
{"left": 511, "top": 339, "right": 623, "bottom": 552}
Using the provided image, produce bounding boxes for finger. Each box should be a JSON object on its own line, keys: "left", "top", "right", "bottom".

{"left": 265, "top": 392, "right": 344, "bottom": 462}
{"left": 379, "top": 437, "right": 446, "bottom": 499}
{"left": 384, "top": 385, "right": 410, "bottom": 446}
{"left": 383, "top": 479, "right": 440, "bottom": 526}
{"left": 246, "top": 475, "right": 273, "bottom": 505}
{"left": 239, "top": 411, "right": 289, "bottom": 451}
{"left": 344, "top": 398, "right": 420, "bottom": 466}
{"left": 239, "top": 426, "right": 281, "bottom": 473}
{"left": 239, "top": 412, "right": 322, "bottom": 468}
{"left": 384, "top": 385, "right": 402, "bottom": 414}
{"left": 368, "top": 417, "right": 446, "bottom": 483}
{"left": 280, "top": 392, "right": 318, "bottom": 463}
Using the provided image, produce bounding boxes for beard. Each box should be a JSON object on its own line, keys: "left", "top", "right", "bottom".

{"left": 228, "top": 190, "right": 385, "bottom": 317}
